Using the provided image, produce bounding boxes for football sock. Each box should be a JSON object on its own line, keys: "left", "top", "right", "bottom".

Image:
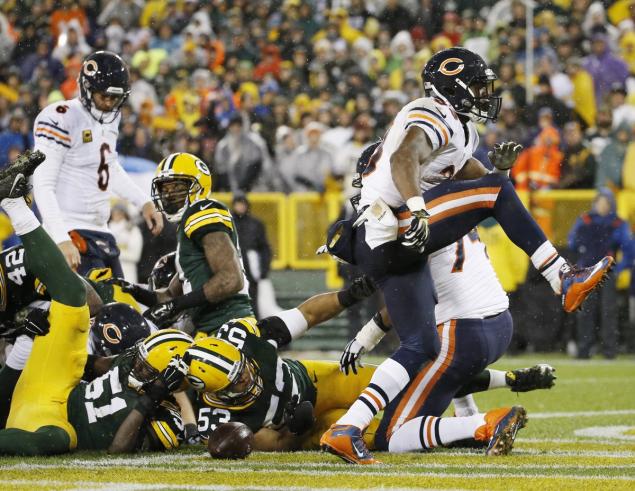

{"left": 531, "top": 242, "right": 567, "bottom": 294}
{"left": 388, "top": 414, "right": 485, "bottom": 452}
{"left": 0, "top": 365, "right": 21, "bottom": 428}
{"left": 275, "top": 308, "right": 308, "bottom": 340}
{"left": 0, "top": 197, "right": 39, "bottom": 236}
{"left": 336, "top": 358, "right": 409, "bottom": 430}
{"left": 488, "top": 369, "right": 508, "bottom": 389}
{"left": 453, "top": 394, "right": 479, "bottom": 417}
{"left": 21, "top": 227, "right": 86, "bottom": 307}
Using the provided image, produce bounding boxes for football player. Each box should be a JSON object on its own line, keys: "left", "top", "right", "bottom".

{"left": 32, "top": 51, "right": 163, "bottom": 275}
{"left": 133, "top": 153, "right": 254, "bottom": 335}
{"left": 319, "top": 47, "right": 613, "bottom": 464}
{"left": 183, "top": 281, "right": 553, "bottom": 452}
{"left": 0, "top": 151, "right": 189, "bottom": 455}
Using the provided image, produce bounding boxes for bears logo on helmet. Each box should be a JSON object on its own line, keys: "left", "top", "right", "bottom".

{"left": 89, "top": 302, "right": 151, "bottom": 357}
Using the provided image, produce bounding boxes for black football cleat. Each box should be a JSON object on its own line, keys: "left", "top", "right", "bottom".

{"left": 0, "top": 150, "right": 46, "bottom": 201}
{"left": 506, "top": 364, "right": 556, "bottom": 392}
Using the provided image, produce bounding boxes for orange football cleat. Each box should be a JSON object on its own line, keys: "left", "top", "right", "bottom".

{"left": 475, "top": 406, "right": 527, "bottom": 456}
{"left": 561, "top": 256, "right": 614, "bottom": 313}
{"left": 320, "top": 424, "right": 380, "bottom": 464}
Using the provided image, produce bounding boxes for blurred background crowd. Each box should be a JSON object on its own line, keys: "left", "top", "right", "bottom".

{"left": 1, "top": 0, "right": 635, "bottom": 356}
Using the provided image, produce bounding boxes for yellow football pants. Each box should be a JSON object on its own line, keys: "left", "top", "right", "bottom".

{"left": 299, "top": 360, "right": 379, "bottom": 450}
{"left": 6, "top": 300, "right": 90, "bottom": 450}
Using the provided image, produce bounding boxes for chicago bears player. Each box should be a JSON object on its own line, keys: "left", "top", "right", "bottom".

{"left": 320, "top": 47, "right": 612, "bottom": 464}
{"left": 32, "top": 51, "right": 163, "bottom": 276}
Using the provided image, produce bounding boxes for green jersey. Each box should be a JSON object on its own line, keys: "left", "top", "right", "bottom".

{"left": 67, "top": 351, "right": 142, "bottom": 450}
{"left": 177, "top": 199, "right": 253, "bottom": 334}
{"left": 195, "top": 321, "right": 316, "bottom": 435}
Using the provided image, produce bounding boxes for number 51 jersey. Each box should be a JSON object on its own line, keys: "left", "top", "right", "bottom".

{"left": 32, "top": 99, "right": 140, "bottom": 243}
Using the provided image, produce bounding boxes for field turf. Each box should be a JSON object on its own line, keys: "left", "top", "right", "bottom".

{"left": 1, "top": 354, "right": 633, "bottom": 490}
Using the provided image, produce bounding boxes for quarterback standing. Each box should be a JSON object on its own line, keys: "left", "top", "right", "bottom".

{"left": 32, "top": 51, "right": 163, "bottom": 276}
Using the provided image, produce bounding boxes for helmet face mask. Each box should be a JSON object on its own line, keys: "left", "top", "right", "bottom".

{"left": 203, "top": 354, "right": 263, "bottom": 409}
{"left": 78, "top": 51, "right": 130, "bottom": 124}
{"left": 423, "top": 47, "right": 501, "bottom": 123}
{"left": 151, "top": 153, "right": 212, "bottom": 223}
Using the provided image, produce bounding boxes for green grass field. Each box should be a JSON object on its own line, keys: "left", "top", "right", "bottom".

{"left": 1, "top": 355, "right": 634, "bottom": 490}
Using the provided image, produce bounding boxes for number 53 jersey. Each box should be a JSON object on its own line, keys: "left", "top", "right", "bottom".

{"left": 32, "top": 99, "right": 148, "bottom": 244}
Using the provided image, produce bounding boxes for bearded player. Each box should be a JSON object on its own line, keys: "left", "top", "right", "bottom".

{"left": 319, "top": 47, "right": 612, "bottom": 464}
{"left": 32, "top": 51, "right": 163, "bottom": 276}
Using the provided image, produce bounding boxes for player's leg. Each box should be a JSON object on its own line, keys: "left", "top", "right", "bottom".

{"left": 418, "top": 173, "right": 613, "bottom": 312}
{"left": 321, "top": 254, "right": 438, "bottom": 463}
{"left": 0, "top": 152, "right": 89, "bottom": 454}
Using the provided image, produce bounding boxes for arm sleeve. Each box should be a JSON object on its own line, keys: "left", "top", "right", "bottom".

{"left": 404, "top": 106, "right": 453, "bottom": 151}
{"left": 108, "top": 158, "right": 151, "bottom": 209}
{"left": 32, "top": 147, "right": 72, "bottom": 244}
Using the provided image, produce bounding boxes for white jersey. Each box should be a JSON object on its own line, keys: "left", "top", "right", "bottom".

{"left": 430, "top": 230, "right": 509, "bottom": 325}
{"left": 32, "top": 98, "right": 149, "bottom": 244}
{"left": 360, "top": 96, "right": 479, "bottom": 209}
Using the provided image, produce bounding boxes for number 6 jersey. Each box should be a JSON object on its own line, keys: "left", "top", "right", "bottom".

{"left": 32, "top": 99, "right": 149, "bottom": 244}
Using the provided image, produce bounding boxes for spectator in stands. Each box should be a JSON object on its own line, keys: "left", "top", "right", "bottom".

{"left": 584, "top": 33, "right": 629, "bottom": 108}
{"left": 98, "top": 0, "right": 143, "bottom": 31}
{"left": 494, "top": 62, "right": 526, "bottom": 110}
{"left": 0, "top": 110, "right": 32, "bottom": 168}
{"left": 559, "top": 121, "right": 596, "bottom": 189}
{"left": 587, "top": 105, "right": 615, "bottom": 158}
{"left": 513, "top": 108, "right": 563, "bottom": 190}
{"left": 109, "top": 203, "right": 143, "bottom": 282}
{"left": 281, "top": 122, "right": 334, "bottom": 193}
{"left": 498, "top": 103, "right": 529, "bottom": 146}
{"left": 525, "top": 74, "right": 572, "bottom": 128}
{"left": 565, "top": 57, "right": 596, "bottom": 128}
{"left": 20, "top": 38, "right": 65, "bottom": 84}
{"left": 568, "top": 188, "right": 631, "bottom": 359}
{"left": 51, "top": 20, "right": 91, "bottom": 63}
{"left": 231, "top": 194, "right": 272, "bottom": 318}
{"left": 214, "top": 115, "right": 265, "bottom": 192}
{"left": 608, "top": 82, "right": 635, "bottom": 129}
{"left": 0, "top": 12, "right": 16, "bottom": 65}
{"left": 379, "top": 0, "right": 414, "bottom": 37}
{"left": 596, "top": 123, "right": 630, "bottom": 189}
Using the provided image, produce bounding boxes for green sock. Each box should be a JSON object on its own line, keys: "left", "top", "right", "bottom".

{"left": 0, "top": 425, "right": 71, "bottom": 456}
{"left": 21, "top": 227, "right": 85, "bottom": 307}
{"left": 0, "top": 365, "right": 20, "bottom": 429}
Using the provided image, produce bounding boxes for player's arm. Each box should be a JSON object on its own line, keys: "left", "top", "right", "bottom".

{"left": 253, "top": 426, "right": 302, "bottom": 452}
{"left": 144, "top": 231, "right": 244, "bottom": 327}
{"left": 82, "top": 355, "right": 116, "bottom": 381}
{"left": 258, "top": 276, "right": 377, "bottom": 348}
{"left": 109, "top": 159, "right": 164, "bottom": 236}
{"left": 390, "top": 126, "right": 435, "bottom": 252}
{"left": 340, "top": 307, "right": 392, "bottom": 375}
{"left": 454, "top": 158, "right": 489, "bottom": 180}
{"left": 108, "top": 406, "right": 146, "bottom": 454}
{"left": 32, "top": 116, "right": 79, "bottom": 268}
{"left": 81, "top": 277, "right": 105, "bottom": 316}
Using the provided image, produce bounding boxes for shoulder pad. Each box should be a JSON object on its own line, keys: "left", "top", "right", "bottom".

{"left": 183, "top": 199, "right": 234, "bottom": 238}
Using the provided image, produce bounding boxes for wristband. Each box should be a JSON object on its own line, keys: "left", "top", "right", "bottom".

{"left": 356, "top": 315, "right": 388, "bottom": 351}
{"left": 173, "top": 289, "right": 207, "bottom": 311}
{"left": 406, "top": 196, "right": 427, "bottom": 212}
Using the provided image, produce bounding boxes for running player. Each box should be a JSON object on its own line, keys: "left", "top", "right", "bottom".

{"left": 319, "top": 47, "right": 612, "bottom": 464}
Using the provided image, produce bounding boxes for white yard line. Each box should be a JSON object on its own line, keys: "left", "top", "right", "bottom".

{"left": 529, "top": 409, "right": 635, "bottom": 419}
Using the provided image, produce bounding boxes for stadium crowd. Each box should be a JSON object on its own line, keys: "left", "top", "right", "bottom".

{"left": 2, "top": 0, "right": 635, "bottom": 193}
{"left": 0, "top": 0, "right": 634, "bottom": 358}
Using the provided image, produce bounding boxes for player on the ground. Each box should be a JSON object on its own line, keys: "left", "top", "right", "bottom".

{"left": 32, "top": 51, "right": 163, "bottom": 276}
{"left": 319, "top": 47, "right": 612, "bottom": 464}
{"left": 127, "top": 153, "right": 254, "bottom": 335}
{"left": 183, "top": 280, "right": 553, "bottom": 452}
{"left": 0, "top": 151, "right": 189, "bottom": 455}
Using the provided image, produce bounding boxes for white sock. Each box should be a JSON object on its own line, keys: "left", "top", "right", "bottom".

{"left": 274, "top": 308, "right": 308, "bottom": 339}
{"left": 531, "top": 241, "right": 567, "bottom": 294}
{"left": 1, "top": 198, "right": 40, "bottom": 236}
{"left": 5, "top": 335, "right": 33, "bottom": 370}
{"left": 487, "top": 369, "right": 508, "bottom": 389}
{"left": 337, "top": 358, "right": 410, "bottom": 429}
{"left": 453, "top": 394, "right": 480, "bottom": 417}
{"left": 388, "top": 414, "right": 485, "bottom": 452}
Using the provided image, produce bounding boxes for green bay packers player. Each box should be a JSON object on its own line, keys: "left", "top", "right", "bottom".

{"left": 0, "top": 151, "right": 191, "bottom": 455}
{"left": 184, "top": 280, "right": 552, "bottom": 452}
{"left": 140, "top": 153, "right": 254, "bottom": 335}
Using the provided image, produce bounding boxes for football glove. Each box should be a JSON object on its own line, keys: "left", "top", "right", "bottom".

{"left": 488, "top": 142, "right": 523, "bottom": 171}
{"left": 340, "top": 338, "right": 366, "bottom": 375}
{"left": 143, "top": 355, "right": 189, "bottom": 403}
{"left": 337, "top": 276, "right": 377, "bottom": 308}
{"left": 401, "top": 197, "right": 430, "bottom": 254}
{"left": 21, "top": 308, "right": 50, "bottom": 337}
{"left": 184, "top": 423, "right": 202, "bottom": 445}
{"left": 143, "top": 300, "right": 179, "bottom": 328}
{"left": 284, "top": 395, "right": 315, "bottom": 435}
{"left": 107, "top": 278, "right": 158, "bottom": 306}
